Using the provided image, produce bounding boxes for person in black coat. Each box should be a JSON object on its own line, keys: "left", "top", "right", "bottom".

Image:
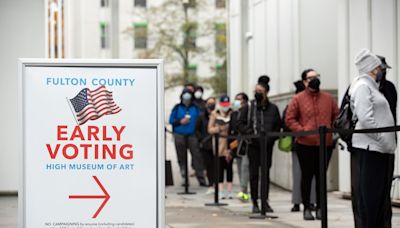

{"left": 239, "top": 75, "right": 282, "bottom": 213}
{"left": 195, "top": 97, "right": 217, "bottom": 194}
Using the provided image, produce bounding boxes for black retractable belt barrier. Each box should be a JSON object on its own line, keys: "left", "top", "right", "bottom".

{"left": 319, "top": 126, "right": 328, "bottom": 228}
{"left": 205, "top": 134, "right": 228, "bottom": 206}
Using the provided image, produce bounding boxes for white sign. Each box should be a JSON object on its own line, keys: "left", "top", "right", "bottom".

{"left": 18, "top": 59, "right": 165, "bottom": 228}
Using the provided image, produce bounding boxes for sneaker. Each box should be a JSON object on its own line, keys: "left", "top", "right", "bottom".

{"left": 303, "top": 208, "right": 315, "bottom": 220}
{"left": 206, "top": 187, "right": 214, "bottom": 195}
{"left": 237, "top": 192, "right": 250, "bottom": 202}
{"left": 309, "top": 204, "right": 317, "bottom": 211}
{"left": 219, "top": 192, "right": 226, "bottom": 200}
{"left": 227, "top": 192, "right": 234, "bottom": 199}
{"left": 291, "top": 204, "right": 300, "bottom": 212}
{"left": 265, "top": 202, "right": 274, "bottom": 213}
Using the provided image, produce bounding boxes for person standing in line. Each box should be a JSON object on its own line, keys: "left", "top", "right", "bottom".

{"left": 208, "top": 95, "right": 234, "bottom": 199}
{"left": 286, "top": 69, "right": 339, "bottom": 220}
{"left": 169, "top": 88, "right": 206, "bottom": 187}
{"left": 229, "top": 92, "right": 251, "bottom": 202}
{"left": 349, "top": 49, "right": 396, "bottom": 228}
{"left": 196, "top": 97, "right": 217, "bottom": 194}
{"left": 193, "top": 85, "right": 206, "bottom": 113}
{"left": 239, "top": 75, "right": 281, "bottom": 213}
{"left": 282, "top": 80, "right": 317, "bottom": 212}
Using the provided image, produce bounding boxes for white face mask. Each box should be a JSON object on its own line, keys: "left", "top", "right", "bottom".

{"left": 232, "top": 100, "right": 241, "bottom": 109}
{"left": 194, "top": 91, "right": 203, "bottom": 99}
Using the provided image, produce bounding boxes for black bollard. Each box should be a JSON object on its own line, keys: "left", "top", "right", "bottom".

{"left": 205, "top": 134, "right": 228, "bottom": 206}
{"left": 250, "top": 132, "right": 277, "bottom": 219}
{"left": 178, "top": 136, "right": 196, "bottom": 195}
{"left": 319, "top": 126, "right": 328, "bottom": 228}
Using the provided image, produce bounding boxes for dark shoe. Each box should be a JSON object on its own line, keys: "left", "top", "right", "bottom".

{"left": 309, "top": 204, "right": 317, "bottom": 211}
{"left": 316, "top": 209, "right": 321, "bottom": 220}
{"left": 265, "top": 202, "right": 274, "bottom": 213}
{"left": 291, "top": 204, "right": 300, "bottom": 212}
{"left": 252, "top": 202, "right": 260, "bottom": 213}
{"left": 303, "top": 208, "right": 315, "bottom": 220}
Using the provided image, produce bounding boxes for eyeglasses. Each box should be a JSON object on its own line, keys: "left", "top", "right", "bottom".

{"left": 306, "top": 74, "right": 321, "bottom": 81}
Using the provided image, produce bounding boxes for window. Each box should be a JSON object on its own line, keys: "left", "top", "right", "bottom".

{"left": 216, "top": 0, "right": 225, "bottom": 8}
{"left": 100, "top": 0, "right": 109, "bottom": 7}
{"left": 187, "top": 64, "right": 198, "bottom": 78}
{"left": 184, "top": 22, "right": 197, "bottom": 49}
{"left": 134, "top": 0, "right": 146, "bottom": 7}
{"left": 134, "top": 22, "right": 148, "bottom": 49}
{"left": 100, "top": 22, "right": 109, "bottom": 49}
{"left": 215, "top": 23, "right": 226, "bottom": 54}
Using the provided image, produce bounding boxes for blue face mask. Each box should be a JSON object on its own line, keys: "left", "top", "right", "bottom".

{"left": 182, "top": 92, "right": 192, "bottom": 101}
{"left": 232, "top": 100, "right": 241, "bottom": 109}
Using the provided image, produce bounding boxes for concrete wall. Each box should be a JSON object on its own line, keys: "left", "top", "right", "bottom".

{"left": 228, "top": 0, "right": 339, "bottom": 191}
{"left": 0, "top": 0, "right": 46, "bottom": 192}
{"left": 337, "top": 0, "right": 400, "bottom": 199}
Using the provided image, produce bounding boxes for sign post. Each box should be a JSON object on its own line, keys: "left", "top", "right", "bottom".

{"left": 18, "top": 59, "right": 164, "bottom": 228}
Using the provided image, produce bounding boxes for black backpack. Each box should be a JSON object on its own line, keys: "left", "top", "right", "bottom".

{"left": 334, "top": 87, "right": 357, "bottom": 146}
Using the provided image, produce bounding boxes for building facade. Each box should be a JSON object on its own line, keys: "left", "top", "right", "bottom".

{"left": 228, "top": 0, "right": 400, "bottom": 200}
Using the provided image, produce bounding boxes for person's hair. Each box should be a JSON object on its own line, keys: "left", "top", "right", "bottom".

{"left": 257, "top": 75, "right": 270, "bottom": 91}
{"left": 235, "top": 92, "right": 249, "bottom": 102}
{"left": 206, "top": 96, "right": 216, "bottom": 103}
{"left": 195, "top": 85, "right": 204, "bottom": 93}
{"left": 301, "top": 69, "right": 315, "bottom": 81}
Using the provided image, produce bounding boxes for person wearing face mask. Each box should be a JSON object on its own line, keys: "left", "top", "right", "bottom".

{"left": 196, "top": 97, "right": 217, "bottom": 194}
{"left": 169, "top": 88, "right": 206, "bottom": 187}
{"left": 208, "top": 95, "right": 234, "bottom": 199}
{"left": 285, "top": 69, "right": 339, "bottom": 220}
{"left": 228, "top": 92, "right": 251, "bottom": 201}
{"left": 193, "top": 85, "right": 206, "bottom": 113}
{"left": 349, "top": 49, "right": 396, "bottom": 228}
{"left": 347, "top": 55, "right": 397, "bottom": 228}
{"left": 239, "top": 75, "right": 281, "bottom": 213}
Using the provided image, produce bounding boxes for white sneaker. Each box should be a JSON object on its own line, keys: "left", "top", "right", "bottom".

{"left": 227, "top": 192, "right": 234, "bottom": 199}
{"left": 219, "top": 192, "right": 226, "bottom": 199}
{"left": 206, "top": 187, "right": 214, "bottom": 195}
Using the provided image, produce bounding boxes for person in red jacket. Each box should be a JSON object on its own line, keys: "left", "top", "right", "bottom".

{"left": 285, "top": 69, "right": 339, "bottom": 221}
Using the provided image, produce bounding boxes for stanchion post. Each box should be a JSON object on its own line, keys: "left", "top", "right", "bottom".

{"left": 205, "top": 134, "right": 227, "bottom": 206}
{"left": 319, "top": 126, "right": 328, "bottom": 228}
{"left": 178, "top": 135, "right": 196, "bottom": 195}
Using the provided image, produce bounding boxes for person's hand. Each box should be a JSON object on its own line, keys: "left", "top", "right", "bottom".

{"left": 225, "top": 150, "right": 232, "bottom": 162}
{"left": 180, "top": 117, "right": 190, "bottom": 125}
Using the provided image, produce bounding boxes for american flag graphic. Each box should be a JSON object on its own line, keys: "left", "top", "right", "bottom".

{"left": 68, "top": 86, "right": 121, "bottom": 125}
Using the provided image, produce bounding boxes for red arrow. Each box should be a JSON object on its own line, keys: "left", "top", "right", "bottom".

{"left": 69, "top": 176, "right": 110, "bottom": 219}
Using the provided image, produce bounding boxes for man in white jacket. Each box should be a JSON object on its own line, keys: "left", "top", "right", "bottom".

{"left": 350, "top": 48, "right": 396, "bottom": 228}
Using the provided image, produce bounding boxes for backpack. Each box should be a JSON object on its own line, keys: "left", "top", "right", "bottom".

{"left": 334, "top": 87, "right": 357, "bottom": 146}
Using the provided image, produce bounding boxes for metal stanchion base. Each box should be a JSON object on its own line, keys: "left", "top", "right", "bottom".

{"left": 177, "top": 191, "right": 196, "bottom": 195}
{"left": 249, "top": 214, "right": 278, "bottom": 219}
{"left": 204, "top": 202, "right": 228, "bottom": 207}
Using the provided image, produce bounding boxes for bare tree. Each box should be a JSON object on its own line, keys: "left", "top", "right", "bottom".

{"left": 126, "top": 0, "right": 227, "bottom": 91}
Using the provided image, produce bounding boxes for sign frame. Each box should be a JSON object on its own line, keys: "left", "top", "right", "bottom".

{"left": 18, "top": 59, "right": 165, "bottom": 228}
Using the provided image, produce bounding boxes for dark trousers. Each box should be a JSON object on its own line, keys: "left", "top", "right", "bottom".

{"left": 350, "top": 147, "right": 394, "bottom": 228}
{"left": 248, "top": 143, "right": 273, "bottom": 202}
{"left": 296, "top": 143, "right": 332, "bottom": 209}
{"left": 219, "top": 156, "right": 233, "bottom": 183}
{"left": 202, "top": 148, "right": 214, "bottom": 186}
{"left": 174, "top": 134, "right": 205, "bottom": 183}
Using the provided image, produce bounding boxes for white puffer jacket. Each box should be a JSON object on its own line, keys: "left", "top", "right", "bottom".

{"left": 350, "top": 74, "right": 396, "bottom": 154}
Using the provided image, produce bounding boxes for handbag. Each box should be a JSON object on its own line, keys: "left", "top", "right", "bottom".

{"left": 237, "top": 139, "right": 249, "bottom": 157}
{"left": 278, "top": 136, "right": 292, "bottom": 152}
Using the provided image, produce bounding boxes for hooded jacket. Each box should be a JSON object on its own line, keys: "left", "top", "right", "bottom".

{"left": 350, "top": 75, "right": 396, "bottom": 154}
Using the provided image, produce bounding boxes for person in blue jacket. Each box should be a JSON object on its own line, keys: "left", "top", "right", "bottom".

{"left": 169, "top": 88, "right": 206, "bottom": 186}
